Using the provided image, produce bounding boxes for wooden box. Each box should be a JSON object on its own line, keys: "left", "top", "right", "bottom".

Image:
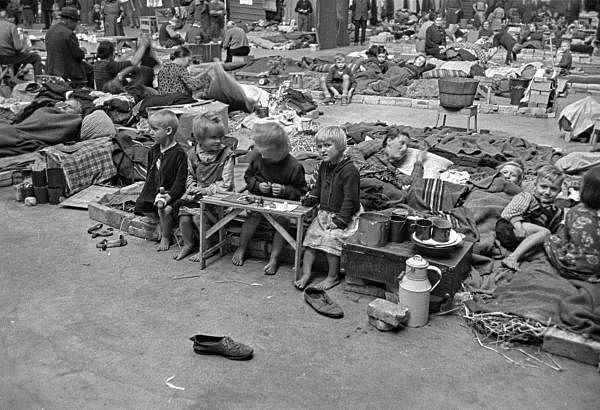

{"left": 139, "top": 17, "right": 158, "bottom": 35}
{"left": 187, "top": 43, "right": 222, "bottom": 63}
{"left": 146, "top": 100, "right": 229, "bottom": 147}
{"left": 341, "top": 238, "right": 473, "bottom": 301}
{"left": 531, "top": 80, "right": 552, "bottom": 92}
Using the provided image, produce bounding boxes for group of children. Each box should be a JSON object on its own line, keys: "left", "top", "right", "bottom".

{"left": 133, "top": 108, "right": 599, "bottom": 289}
{"left": 134, "top": 109, "right": 362, "bottom": 290}
{"left": 495, "top": 160, "right": 599, "bottom": 278}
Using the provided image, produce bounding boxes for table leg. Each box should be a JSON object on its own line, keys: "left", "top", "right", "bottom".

{"left": 442, "top": 114, "right": 447, "bottom": 127}
{"left": 474, "top": 114, "right": 478, "bottom": 133}
{"left": 294, "top": 216, "right": 304, "bottom": 281}
{"left": 218, "top": 207, "right": 226, "bottom": 257}
{"left": 198, "top": 202, "right": 206, "bottom": 269}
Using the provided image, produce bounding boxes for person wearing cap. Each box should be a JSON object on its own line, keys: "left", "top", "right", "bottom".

{"left": 0, "top": 7, "right": 44, "bottom": 75}
{"left": 158, "top": 15, "right": 184, "bottom": 48}
{"left": 93, "top": 35, "right": 150, "bottom": 91}
{"left": 45, "top": 6, "right": 94, "bottom": 87}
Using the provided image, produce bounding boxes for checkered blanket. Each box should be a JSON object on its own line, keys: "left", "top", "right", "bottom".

{"left": 42, "top": 138, "right": 117, "bottom": 195}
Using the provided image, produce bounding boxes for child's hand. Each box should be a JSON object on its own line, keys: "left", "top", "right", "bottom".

{"left": 258, "top": 182, "right": 271, "bottom": 194}
{"left": 271, "top": 183, "right": 285, "bottom": 197}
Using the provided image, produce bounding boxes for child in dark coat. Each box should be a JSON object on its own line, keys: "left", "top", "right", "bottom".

{"left": 295, "top": 126, "right": 361, "bottom": 290}
{"left": 134, "top": 110, "right": 187, "bottom": 251}
{"left": 232, "top": 122, "right": 307, "bottom": 275}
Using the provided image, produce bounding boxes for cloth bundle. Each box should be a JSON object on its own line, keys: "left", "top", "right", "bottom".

{"left": 81, "top": 110, "right": 117, "bottom": 141}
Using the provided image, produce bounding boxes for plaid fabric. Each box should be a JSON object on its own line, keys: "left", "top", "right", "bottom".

{"left": 42, "top": 138, "right": 117, "bottom": 195}
{"left": 421, "top": 68, "right": 470, "bottom": 79}
{"left": 448, "top": 41, "right": 488, "bottom": 62}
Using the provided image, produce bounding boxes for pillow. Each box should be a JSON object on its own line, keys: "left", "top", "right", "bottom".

{"left": 396, "top": 148, "right": 453, "bottom": 179}
{"left": 421, "top": 69, "right": 470, "bottom": 79}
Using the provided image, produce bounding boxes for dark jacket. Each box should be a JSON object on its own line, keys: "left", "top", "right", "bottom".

{"left": 425, "top": 24, "right": 446, "bottom": 55}
{"left": 307, "top": 157, "right": 360, "bottom": 229}
{"left": 135, "top": 143, "right": 188, "bottom": 213}
{"left": 493, "top": 30, "right": 517, "bottom": 51}
{"left": 294, "top": 0, "right": 313, "bottom": 14}
{"left": 351, "top": 0, "right": 370, "bottom": 21}
{"left": 244, "top": 152, "right": 307, "bottom": 200}
{"left": 45, "top": 22, "right": 87, "bottom": 82}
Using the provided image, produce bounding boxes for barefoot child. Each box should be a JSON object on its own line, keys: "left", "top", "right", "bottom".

{"left": 496, "top": 164, "right": 565, "bottom": 270}
{"left": 134, "top": 110, "right": 187, "bottom": 251}
{"left": 545, "top": 166, "right": 600, "bottom": 280}
{"left": 295, "top": 126, "right": 361, "bottom": 290}
{"left": 321, "top": 53, "right": 356, "bottom": 106}
{"left": 174, "top": 113, "right": 235, "bottom": 261}
{"left": 231, "top": 122, "right": 307, "bottom": 274}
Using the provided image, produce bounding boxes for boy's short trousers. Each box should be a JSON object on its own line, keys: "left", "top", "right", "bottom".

{"left": 495, "top": 218, "right": 521, "bottom": 251}
{"left": 329, "top": 82, "right": 344, "bottom": 94}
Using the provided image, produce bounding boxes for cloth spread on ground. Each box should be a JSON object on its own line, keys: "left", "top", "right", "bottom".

{"left": 0, "top": 107, "right": 81, "bottom": 157}
{"left": 555, "top": 151, "right": 600, "bottom": 174}
{"left": 425, "top": 131, "right": 559, "bottom": 172}
{"left": 465, "top": 254, "right": 600, "bottom": 341}
{"left": 41, "top": 137, "right": 117, "bottom": 195}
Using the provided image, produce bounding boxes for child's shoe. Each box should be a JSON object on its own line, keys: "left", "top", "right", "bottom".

{"left": 341, "top": 96, "right": 349, "bottom": 105}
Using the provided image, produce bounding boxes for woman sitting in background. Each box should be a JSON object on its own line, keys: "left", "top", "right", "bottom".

{"left": 157, "top": 46, "right": 211, "bottom": 97}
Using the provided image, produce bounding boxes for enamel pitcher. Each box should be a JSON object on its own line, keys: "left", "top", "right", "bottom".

{"left": 398, "top": 255, "right": 442, "bottom": 327}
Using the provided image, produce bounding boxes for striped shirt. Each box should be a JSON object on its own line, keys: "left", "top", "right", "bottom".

{"left": 501, "top": 191, "right": 563, "bottom": 233}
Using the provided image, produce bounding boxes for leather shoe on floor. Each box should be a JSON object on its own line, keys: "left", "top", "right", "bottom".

{"left": 304, "top": 287, "right": 344, "bottom": 319}
{"left": 190, "top": 335, "right": 253, "bottom": 360}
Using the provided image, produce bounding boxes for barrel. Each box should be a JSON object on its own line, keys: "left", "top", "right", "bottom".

{"left": 509, "top": 78, "right": 530, "bottom": 106}
{"left": 438, "top": 78, "right": 480, "bottom": 109}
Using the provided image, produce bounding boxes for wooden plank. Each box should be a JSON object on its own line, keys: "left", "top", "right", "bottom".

{"left": 60, "top": 185, "right": 120, "bottom": 209}
{"left": 542, "top": 327, "right": 600, "bottom": 366}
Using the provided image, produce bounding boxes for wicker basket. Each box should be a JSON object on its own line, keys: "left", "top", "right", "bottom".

{"left": 438, "top": 78, "right": 480, "bottom": 109}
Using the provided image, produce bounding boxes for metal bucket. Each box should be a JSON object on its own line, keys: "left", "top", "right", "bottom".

{"left": 356, "top": 212, "right": 390, "bottom": 247}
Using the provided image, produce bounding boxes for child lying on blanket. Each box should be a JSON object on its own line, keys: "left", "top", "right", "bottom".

{"left": 498, "top": 160, "right": 524, "bottom": 186}
{"left": 545, "top": 166, "right": 600, "bottom": 281}
{"left": 496, "top": 165, "right": 565, "bottom": 271}
{"left": 173, "top": 113, "right": 235, "bottom": 262}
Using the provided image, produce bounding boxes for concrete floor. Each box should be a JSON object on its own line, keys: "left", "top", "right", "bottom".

{"left": 1, "top": 186, "right": 599, "bottom": 409}
{"left": 3, "top": 32, "right": 600, "bottom": 407}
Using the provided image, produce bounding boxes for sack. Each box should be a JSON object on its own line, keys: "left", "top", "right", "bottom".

{"left": 284, "top": 88, "right": 317, "bottom": 115}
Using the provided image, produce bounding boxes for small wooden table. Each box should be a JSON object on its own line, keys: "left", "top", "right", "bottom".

{"left": 184, "top": 193, "right": 314, "bottom": 277}
{"left": 435, "top": 105, "right": 479, "bottom": 132}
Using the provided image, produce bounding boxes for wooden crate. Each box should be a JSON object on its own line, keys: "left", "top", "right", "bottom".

{"left": 187, "top": 43, "right": 222, "bottom": 63}
{"left": 341, "top": 238, "right": 473, "bottom": 301}
{"left": 140, "top": 17, "right": 158, "bottom": 35}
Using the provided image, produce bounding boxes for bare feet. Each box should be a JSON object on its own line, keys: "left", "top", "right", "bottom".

{"left": 312, "top": 276, "right": 341, "bottom": 290}
{"left": 502, "top": 255, "right": 519, "bottom": 271}
{"left": 173, "top": 245, "right": 195, "bottom": 261}
{"left": 156, "top": 238, "right": 170, "bottom": 251}
{"left": 231, "top": 247, "right": 246, "bottom": 266}
{"left": 264, "top": 259, "right": 278, "bottom": 275}
{"left": 294, "top": 274, "right": 311, "bottom": 290}
{"left": 189, "top": 252, "right": 203, "bottom": 262}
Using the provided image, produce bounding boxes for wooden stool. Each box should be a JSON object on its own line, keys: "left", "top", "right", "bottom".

{"left": 435, "top": 105, "right": 478, "bottom": 132}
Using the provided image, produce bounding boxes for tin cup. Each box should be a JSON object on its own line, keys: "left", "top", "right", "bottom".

{"left": 432, "top": 218, "right": 452, "bottom": 243}
{"left": 414, "top": 219, "right": 433, "bottom": 241}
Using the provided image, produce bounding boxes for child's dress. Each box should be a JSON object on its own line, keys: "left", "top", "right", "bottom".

{"left": 544, "top": 203, "right": 600, "bottom": 280}
{"left": 303, "top": 157, "right": 362, "bottom": 257}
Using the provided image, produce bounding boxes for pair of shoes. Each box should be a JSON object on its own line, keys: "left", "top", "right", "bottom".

{"left": 304, "top": 287, "right": 344, "bottom": 318}
{"left": 96, "top": 235, "right": 127, "bottom": 251}
{"left": 190, "top": 335, "right": 253, "bottom": 360}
